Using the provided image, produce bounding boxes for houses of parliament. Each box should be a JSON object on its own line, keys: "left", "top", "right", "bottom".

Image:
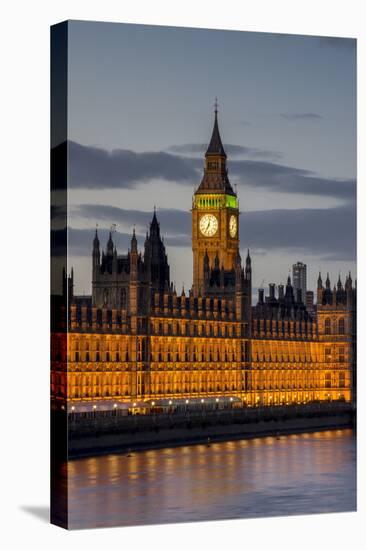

{"left": 51, "top": 108, "right": 356, "bottom": 412}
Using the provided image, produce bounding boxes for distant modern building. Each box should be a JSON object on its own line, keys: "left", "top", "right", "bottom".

{"left": 292, "top": 262, "right": 307, "bottom": 303}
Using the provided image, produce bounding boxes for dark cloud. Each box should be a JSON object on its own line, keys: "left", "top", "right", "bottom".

{"left": 69, "top": 140, "right": 198, "bottom": 189}
{"left": 68, "top": 140, "right": 355, "bottom": 203}
{"left": 72, "top": 205, "right": 190, "bottom": 237}
{"left": 230, "top": 160, "right": 356, "bottom": 201}
{"left": 280, "top": 113, "right": 323, "bottom": 121}
{"left": 242, "top": 204, "right": 356, "bottom": 262}
{"left": 168, "top": 143, "right": 282, "bottom": 161}
{"left": 66, "top": 203, "right": 356, "bottom": 263}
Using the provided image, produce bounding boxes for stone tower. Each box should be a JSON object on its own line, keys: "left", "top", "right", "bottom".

{"left": 192, "top": 104, "right": 240, "bottom": 296}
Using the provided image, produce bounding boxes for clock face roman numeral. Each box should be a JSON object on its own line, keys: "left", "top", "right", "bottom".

{"left": 199, "top": 214, "right": 218, "bottom": 237}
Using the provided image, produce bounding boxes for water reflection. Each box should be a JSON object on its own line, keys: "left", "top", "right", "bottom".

{"left": 67, "top": 429, "right": 356, "bottom": 529}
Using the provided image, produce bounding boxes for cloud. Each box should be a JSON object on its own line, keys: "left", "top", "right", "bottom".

{"left": 241, "top": 204, "right": 356, "bottom": 262}
{"left": 68, "top": 140, "right": 199, "bottom": 189}
{"left": 66, "top": 140, "right": 355, "bottom": 203}
{"left": 168, "top": 143, "right": 282, "bottom": 160}
{"left": 72, "top": 204, "right": 190, "bottom": 237}
{"left": 280, "top": 113, "right": 323, "bottom": 121}
{"left": 230, "top": 160, "right": 356, "bottom": 201}
{"left": 65, "top": 203, "right": 356, "bottom": 263}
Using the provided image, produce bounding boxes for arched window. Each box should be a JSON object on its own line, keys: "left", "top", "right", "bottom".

{"left": 338, "top": 318, "right": 345, "bottom": 334}
{"left": 324, "top": 318, "right": 331, "bottom": 335}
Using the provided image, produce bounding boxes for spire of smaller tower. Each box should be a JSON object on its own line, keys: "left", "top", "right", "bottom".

{"left": 150, "top": 208, "right": 160, "bottom": 237}
{"left": 287, "top": 274, "right": 291, "bottom": 286}
{"left": 107, "top": 231, "right": 114, "bottom": 255}
{"left": 246, "top": 249, "right": 251, "bottom": 264}
{"left": 337, "top": 273, "right": 342, "bottom": 290}
{"left": 131, "top": 228, "right": 137, "bottom": 253}
{"left": 325, "top": 273, "right": 331, "bottom": 289}
{"left": 317, "top": 271, "right": 323, "bottom": 289}
{"left": 204, "top": 249, "right": 210, "bottom": 270}
{"left": 235, "top": 251, "right": 242, "bottom": 268}
{"left": 214, "top": 253, "right": 220, "bottom": 270}
{"left": 93, "top": 227, "right": 100, "bottom": 249}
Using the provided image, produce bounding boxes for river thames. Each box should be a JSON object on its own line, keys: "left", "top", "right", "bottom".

{"left": 67, "top": 428, "right": 356, "bottom": 529}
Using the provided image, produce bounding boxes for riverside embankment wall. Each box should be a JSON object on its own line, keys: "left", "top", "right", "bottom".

{"left": 67, "top": 402, "right": 355, "bottom": 458}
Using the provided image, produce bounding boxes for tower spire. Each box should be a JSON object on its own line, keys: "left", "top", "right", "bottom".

{"left": 206, "top": 99, "right": 226, "bottom": 157}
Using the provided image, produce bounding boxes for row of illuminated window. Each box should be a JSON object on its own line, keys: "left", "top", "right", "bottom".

{"left": 253, "top": 319, "right": 315, "bottom": 335}
{"left": 151, "top": 321, "right": 242, "bottom": 338}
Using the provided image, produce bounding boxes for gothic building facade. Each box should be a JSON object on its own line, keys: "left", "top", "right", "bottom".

{"left": 51, "top": 109, "right": 356, "bottom": 411}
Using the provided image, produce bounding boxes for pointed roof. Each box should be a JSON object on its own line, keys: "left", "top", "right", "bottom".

{"left": 106, "top": 231, "right": 114, "bottom": 255}
{"left": 131, "top": 228, "right": 137, "bottom": 252}
{"left": 93, "top": 227, "right": 100, "bottom": 248}
{"left": 206, "top": 103, "right": 226, "bottom": 157}
{"left": 196, "top": 103, "right": 235, "bottom": 196}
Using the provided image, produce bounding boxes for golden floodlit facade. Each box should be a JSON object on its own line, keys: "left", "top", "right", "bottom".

{"left": 51, "top": 109, "right": 356, "bottom": 412}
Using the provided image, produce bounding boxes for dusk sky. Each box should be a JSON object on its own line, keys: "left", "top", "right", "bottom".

{"left": 64, "top": 20, "right": 356, "bottom": 298}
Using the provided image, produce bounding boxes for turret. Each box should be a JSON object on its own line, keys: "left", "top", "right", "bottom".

{"left": 106, "top": 231, "right": 114, "bottom": 256}
{"left": 278, "top": 284, "right": 284, "bottom": 301}
{"left": 92, "top": 228, "right": 100, "bottom": 278}
{"left": 245, "top": 249, "right": 252, "bottom": 280}
{"left": 214, "top": 253, "right": 220, "bottom": 270}
{"left": 144, "top": 210, "right": 170, "bottom": 291}
{"left": 337, "top": 274, "right": 342, "bottom": 291}
{"left": 131, "top": 228, "right": 137, "bottom": 254}
{"left": 325, "top": 272, "right": 331, "bottom": 289}
{"left": 317, "top": 272, "right": 323, "bottom": 304}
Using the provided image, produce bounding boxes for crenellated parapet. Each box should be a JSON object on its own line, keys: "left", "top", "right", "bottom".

{"left": 151, "top": 288, "right": 237, "bottom": 322}
{"left": 252, "top": 279, "right": 316, "bottom": 339}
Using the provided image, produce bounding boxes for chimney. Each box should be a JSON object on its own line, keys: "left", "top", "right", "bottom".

{"left": 258, "top": 289, "right": 264, "bottom": 304}
{"left": 269, "top": 284, "right": 275, "bottom": 300}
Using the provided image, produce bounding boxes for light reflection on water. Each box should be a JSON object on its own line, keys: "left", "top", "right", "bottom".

{"left": 67, "top": 429, "right": 356, "bottom": 529}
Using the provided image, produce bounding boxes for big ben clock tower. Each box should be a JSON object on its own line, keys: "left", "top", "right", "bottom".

{"left": 192, "top": 103, "right": 240, "bottom": 295}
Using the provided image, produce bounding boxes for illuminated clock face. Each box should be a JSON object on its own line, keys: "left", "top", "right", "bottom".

{"left": 199, "top": 214, "right": 218, "bottom": 237}
{"left": 229, "top": 215, "right": 237, "bottom": 238}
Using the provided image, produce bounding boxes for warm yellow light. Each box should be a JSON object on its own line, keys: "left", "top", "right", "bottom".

{"left": 185, "top": 399, "right": 189, "bottom": 404}
{"left": 230, "top": 397, "right": 233, "bottom": 402}
{"left": 93, "top": 405, "right": 97, "bottom": 410}
{"left": 216, "top": 398, "right": 219, "bottom": 402}
{"left": 133, "top": 402, "right": 137, "bottom": 407}
{"left": 71, "top": 406, "right": 75, "bottom": 411}
{"left": 152, "top": 401, "right": 155, "bottom": 406}
{"left": 201, "top": 399, "right": 204, "bottom": 403}
{"left": 113, "top": 403, "right": 118, "bottom": 408}
{"left": 169, "top": 400, "right": 172, "bottom": 405}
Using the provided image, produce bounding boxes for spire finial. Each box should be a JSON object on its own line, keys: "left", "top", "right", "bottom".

{"left": 214, "top": 97, "right": 218, "bottom": 116}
